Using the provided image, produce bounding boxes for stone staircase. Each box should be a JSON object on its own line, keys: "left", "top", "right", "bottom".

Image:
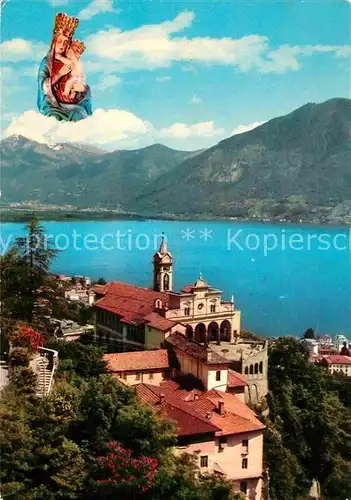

{"left": 36, "top": 355, "right": 52, "bottom": 396}
{"left": 0, "top": 359, "right": 9, "bottom": 391}
{"left": 30, "top": 347, "right": 59, "bottom": 397}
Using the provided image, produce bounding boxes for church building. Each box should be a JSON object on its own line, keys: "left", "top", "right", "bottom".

{"left": 93, "top": 235, "right": 241, "bottom": 353}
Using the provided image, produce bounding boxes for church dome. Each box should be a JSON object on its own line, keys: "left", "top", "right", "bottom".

{"left": 193, "top": 273, "right": 209, "bottom": 289}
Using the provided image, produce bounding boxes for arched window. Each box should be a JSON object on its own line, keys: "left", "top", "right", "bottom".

{"left": 244, "top": 366, "right": 249, "bottom": 375}
{"left": 163, "top": 274, "right": 169, "bottom": 291}
{"left": 259, "top": 361, "right": 263, "bottom": 374}
{"left": 155, "top": 299, "right": 162, "bottom": 309}
{"left": 254, "top": 363, "right": 258, "bottom": 374}
{"left": 240, "top": 480, "right": 247, "bottom": 494}
{"left": 210, "top": 304, "right": 216, "bottom": 313}
{"left": 249, "top": 365, "right": 253, "bottom": 375}
{"left": 186, "top": 325, "right": 193, "bottom": 339}
{"left": 184, "top": 307, "right": 190, "bottom": 316}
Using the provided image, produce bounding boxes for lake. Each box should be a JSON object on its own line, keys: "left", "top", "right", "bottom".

{"left": 1, "top": 219, "right": 350, "bottom": 338}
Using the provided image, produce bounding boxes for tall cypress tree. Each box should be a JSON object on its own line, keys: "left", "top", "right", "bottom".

{"left": 15, "top": 219, "right": 57, "bottom": 273}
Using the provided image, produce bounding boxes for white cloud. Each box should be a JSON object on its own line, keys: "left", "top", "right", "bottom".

{"left": 2, "top": 13, "right": 348, "bottom": 77}
{"left": 191, "top": 95, "right": 202, "bottom": 105}
{"left": 156, "top": 75, "right": 171, "bottom": 83}
{"left": 95, "top": 74, "right": 121, "bottom": 91}
{"left": 85, "top": 11, "right": 351, "bottom": 74}
{"left": 258, "top": 44, "right": 351, "bottom": 74}
{"left": 5, "top": 109, "right": 151, "bottom": 146}
{"left": 160, "top": 121, "right": 224, "bottom": 139}
{"left": 5, "top": 109, "right": 227, "bottom": 149}
{"left": 79, "top": 0, "right": 116, "bottom": 21}
{"left": 231, "top": 121, "right": 265, "bottom": 136}
{"left": 0, "top": 38, "right": 46, "bottom": 61}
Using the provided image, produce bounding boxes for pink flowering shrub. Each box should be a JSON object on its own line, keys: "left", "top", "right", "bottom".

{"left": 17, "top": 324, "right": 46, "bottom": 351}
{"left": 96, "top": 442, "right": 158, "bottom": 494}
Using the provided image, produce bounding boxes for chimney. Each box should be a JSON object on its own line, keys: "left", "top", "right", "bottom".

{"left": 159, "top": 393, "right": 165, "bottom": 404}
{"left": 206, "top": 411, "right": 212, "bottom": 420}
{"left": 218, "top": 400, "right": 224, "bottom": 415}
{"left": 206, "top": 348, "right": 212, "bottom": 362}
{"left": 194, "top": 394, "right": 199, "bottom": 401}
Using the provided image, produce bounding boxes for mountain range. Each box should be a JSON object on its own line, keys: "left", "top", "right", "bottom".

{"left": 1, "top": 98, "right": 350, "bottom": 223}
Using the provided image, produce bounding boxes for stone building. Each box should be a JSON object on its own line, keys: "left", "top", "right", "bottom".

{"left": 210, "top": 339, "right": 268, "bottom": 404}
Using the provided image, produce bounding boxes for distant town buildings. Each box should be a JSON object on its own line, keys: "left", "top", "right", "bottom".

{"left": 318, "top": 355, "right": 351, "bottom": 377}
{"left": 334, "top": 334, "right": 350, "bottom": 353}
{"left": 52, "top": 274, "right": 95, "bottom": 305}
{"left": 64, "top": 286, "right": 95, "bottom": 305}
{"left": 305, "top": 333, "right": 351, "bottom": 376}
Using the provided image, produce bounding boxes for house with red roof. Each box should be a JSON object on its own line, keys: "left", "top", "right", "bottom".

{"left": 94, "top": 280, "right": 185, "bottom": 352}
{"left": 136, "top": 381, "right": 265, "bottom": 499}
{"left": 318, "top": 355, "right": 351, "bottom": 376}
{"left": 103, "top": 349, "right": 169, "bottom": 386}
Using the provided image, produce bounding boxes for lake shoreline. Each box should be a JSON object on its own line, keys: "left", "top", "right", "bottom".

{"left": 1, "top": 208, "right": 349, "bottom": 229}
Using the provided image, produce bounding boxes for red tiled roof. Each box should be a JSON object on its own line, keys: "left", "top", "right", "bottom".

{"left": 162, "top": 402, "right": 218, "bottom": 436}
{"left": 95, "top": 281, "right": 180, "bottom": 325}
{"left": 135, "top": 383, "right": 161, "bottom": 405}
{"left": 135, "top": 384, "right": 220, "bottom": 436}
{"left": 166, "top": 333, "right": 230, "bottom": 365}
{"left": 227, "top": 369, "right": 248, "bottom": 388}
{"left": 143, "top": 312, "right": 177, "bottom": 332}
{"left": 160, "top": 379, "right": 180, "bottom": 391}
{"left": 104, "top": 349, "right": 169, "bottom": 372}
{"left": 136, "top": 383, "right": 264, "bottom": 437}
{"left": 319, "top": 348, "right": 337, "bottom": 354}
{"left": 321, "top": 355, "right": 351, "bottom": 365}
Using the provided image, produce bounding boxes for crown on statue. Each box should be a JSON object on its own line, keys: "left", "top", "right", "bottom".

{"left": 71, "top": 39, "right": 86, "bottom": 54}
{"left": 53, "top": 12, "right": 79, "bottom": 38}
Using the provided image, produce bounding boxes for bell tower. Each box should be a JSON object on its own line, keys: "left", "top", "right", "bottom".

{"left": 153, "top": 233, "right": 173, "bottom": 292}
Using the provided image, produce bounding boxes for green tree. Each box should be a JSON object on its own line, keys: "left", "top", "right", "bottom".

{"left": 0, "top": 386, "right": 35, "bottom": 487}
{"left": 96, "top": 277, "right": 107, "bottom": 285}
{"left": 11, "top": 367, "right": 38, "bottom": 398}
{"left": 266, "top": 338, "right": 351, "bottom": 500}
{"left": 340, "top": 342, "right": 350, "bottom": 356}
{"left": 303, "top": 328, "right": 315, "bottom": 339}
{"left": 147, "top": 452, "right": 242, "bottom": 500}
{"left": 48, "top": 340, "right": 106, "bottom": 383}
{"left": 15, "top": 219, "right": 57, "bottom": 272}
{"left": 9, "top": 347, "right": 30, "bottom": 367}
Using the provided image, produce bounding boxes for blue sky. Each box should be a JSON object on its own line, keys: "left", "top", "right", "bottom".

{"left": 1, "top": 0, "right": 350, "bottom": 150}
